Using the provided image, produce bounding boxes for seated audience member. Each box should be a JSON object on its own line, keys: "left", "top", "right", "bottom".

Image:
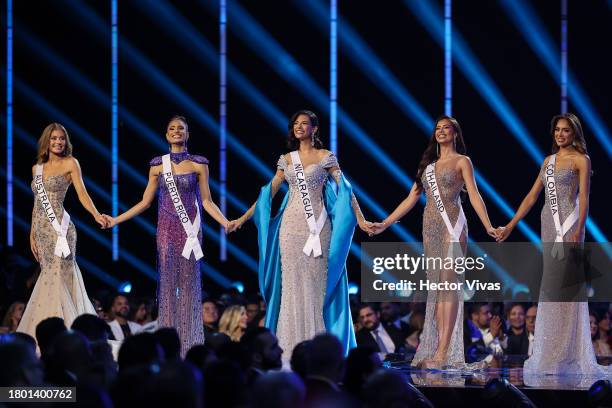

{"left": 129, "top": 297, "right": 150, "bottom": 326}
{"left": 0, "top": 338, "right": 44, "bottom": 386}
{"left": 356, "top": 304, "right": 405, "bottom": 359}
{"left": 525, "top": 305, "right": 537, "bottom": 356}
{"left": 107, "top": 293, "right": 142, "bottom": 341}
{"left": 219, "top": 305, "right": 248, "bottom": 342}
{"left": 117, "top": 332, "right": 164, "bottom": 372}
{"left": 363, "top": 369, "right": 434, "bottom": 408}
{"left": 290, "top": 340, "right": 312, "bottom": 381}
{"left": 36, "top": 317, "right": 67, "bottom": 358}
{"left": 240, "top": 327, "right": 283, "bottom": 384}
{"left": 503, "top": 303, "right": 529, "bottom": 355}
{"left": 251, "top": 372, "right": 305, "bottom": 408}
{"left": 72, "top": 314, "right": 112, "bottom": 342}
{"left": 245, "top": 295, "right": 261, "bottom": 327}
{"left": 91, "top": 297, "right": 108, "bottom": 321}
{"left": 45, "top": 330, "right": 93, "bottom": 386}
{"left": 303, "top": 334, "right": 347, "bottom": 406}
{"left": 591, "top": 309, "right": 612, "bottom": 358}
{"left": 470, "top": 303, "right": 504, "bottom": 356}
{"left": 343, "top": 346, "right": 382, "bottom": 398}
{"left": 155, "top": 327, "right": 181, "bottom": 361}
{"left": 203, "top": 359, "right": 247, "bottom": 407}
{"left": 380, "top": 302, "right": 411, "bottom": 337}
{"left": 1, "top": 301, "right": 25, "bottom": 333}
{"left": 185, "top": 344, "right": 217, "bottom": 373}
{"left": 202, "top": 298, "right": 220, "bottom": 338}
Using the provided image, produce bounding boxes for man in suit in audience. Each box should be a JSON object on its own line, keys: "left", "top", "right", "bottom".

{"left": 356, "top": 304, "right": 405, "bottom": 359}
{"left": 107, "top": 294, "right": 142, "bottom": 341}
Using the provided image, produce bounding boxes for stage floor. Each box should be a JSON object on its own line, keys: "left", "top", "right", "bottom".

{"left": 390, "top": 362, "right": 609, "bottom": 390}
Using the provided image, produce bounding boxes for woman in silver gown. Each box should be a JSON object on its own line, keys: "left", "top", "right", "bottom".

{"left": 372, "top": 116, "right": 498, "bottom": 370}
{"left": 498, "top": 113, "right": 611, "bottom": 377}
{"left": 233, "top": 110, "right": 372, "bottom": 359}
{"left": 18, "top": 123, "right": 106, "bottom": 338}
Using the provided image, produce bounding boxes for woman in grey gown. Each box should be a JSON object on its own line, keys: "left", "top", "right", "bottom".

{"left": 498, "top": 113, "right": 610, "bottom": 377}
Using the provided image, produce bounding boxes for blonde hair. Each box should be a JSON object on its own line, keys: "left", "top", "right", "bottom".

{"left": 550, "top": 113, "right": 588, "bottom": 155}
{"left": 218, "top": 305, "right": 246, "bottom": 342}
{"left": 2, "top": 301, "right": 25, "bottom": 331}
{"left": 36, "top": 123, "right": 73, "bottom": 164}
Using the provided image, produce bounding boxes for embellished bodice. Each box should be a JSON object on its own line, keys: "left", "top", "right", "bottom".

{"left": 150, "top": 151, "right": 208, "bottom": 219}
{"left": 31, "top": 175, "right": 71, "bottom": 218}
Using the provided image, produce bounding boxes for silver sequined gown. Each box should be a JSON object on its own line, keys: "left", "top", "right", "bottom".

{"left": 411, "top": 163, "right": 469, "bottom": 368}
{"left": 276, "top": 153, "right": 338, "bottom": 358}
{"left": 18, "top": 174, "right": 96, "bottom": 338}
{"left": 524, "top": 160, "right": 611, "bottom": 376}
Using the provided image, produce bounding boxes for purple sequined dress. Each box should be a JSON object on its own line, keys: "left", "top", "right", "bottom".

{"left": 150, "top": 151, "right": 208, "bottom": 356}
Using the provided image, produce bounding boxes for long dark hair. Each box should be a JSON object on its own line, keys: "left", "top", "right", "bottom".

{"left": 550, "top": 113, "right": 588, "bottom": 155}
{"left": 286, "top": 110, "right": 324, "bottom": 151}
{"left": 415, "top": 115, "right": 466, "bottom": 191}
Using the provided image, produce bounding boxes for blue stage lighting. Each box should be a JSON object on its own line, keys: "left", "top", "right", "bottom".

{"left": 6, "top": 0, "right": 13, "bottom": 246}
{"left": 118, "top": 282, "right": 132, "bottom": 293}
{"left": 348, "top": 282, "right": 359, "bottom": 295}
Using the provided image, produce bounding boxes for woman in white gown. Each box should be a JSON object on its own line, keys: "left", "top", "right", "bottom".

{"left": 18, "top": 123, "right": 105, "bottom": 338}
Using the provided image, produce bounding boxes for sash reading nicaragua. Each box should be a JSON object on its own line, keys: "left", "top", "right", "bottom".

{"left": 544, "top": 154, "right": 579, "bottom": 259}
{"left": 425, "top": 162, "right": 466, "bottom": 256}
{"left": 162, "top": 154, "right": 203, "bottom": 261}
{"left": 34, "top": 164, "right": 71, "bottom": 258}
{"left": 290, "top": 151, "right": 328, "bottom": 257}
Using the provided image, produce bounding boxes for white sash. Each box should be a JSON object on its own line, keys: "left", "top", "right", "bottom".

{"left": 290, "top": 151, "right": 328, "bottom": 258}
{"left": 544, "top": 154, "right": 580, "bottom": 259}
{"left": 162, "top": 154, "right": 203, "bottom": 261}
{"left": 425, "top": 162, "right": 466, "bottom": 242}
{"left": 34, "top": 165, "right": 71, "bottom": 258}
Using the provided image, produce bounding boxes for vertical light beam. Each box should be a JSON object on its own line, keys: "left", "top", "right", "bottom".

{"left": 219, "top": 0, "right": 227, "bottom": 260}
{"left": 330, "top": 0, "right": 338, "bottom": 155}
{"left": 111, "top": 0, "right": 119, "bottom": 260}
{"left": 6, "top": 0, "right": 13, "bottom": 246}
{"left": 560, "top": 0, "right": 568, "bottom": 113}
{"left": 444, "top": 0, "right": 452, "bottom": 115}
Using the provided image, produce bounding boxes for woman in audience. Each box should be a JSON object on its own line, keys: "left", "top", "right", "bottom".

{"left": 219, "top": 305, "right": 248, "bottom": 342}
{"left": 1, "top": 301, "right": 25, "bottom": 333}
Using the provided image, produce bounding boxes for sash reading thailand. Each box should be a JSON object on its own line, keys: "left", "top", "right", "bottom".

{"left": 162, "top": 155, "right": 203, "bottom": 261}
{"left": 545, "top": 154, "right": 579, "bottom": 259}
{"left": 34, "top": 165, "right": 71, "bottom": 258}
{"left": 424, "top": 162, "right": 466, "bottom": 259}
{"left": 290, "top": 151, "right": 328, "bottom": 258}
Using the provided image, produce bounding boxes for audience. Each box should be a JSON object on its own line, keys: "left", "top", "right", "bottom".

{"left": 525, "top": 305, "right": 537, "bottom": 356}
{"left": 356, "top": 304, "right": 405, "bottom": 359}
{"left": 503, "top": 303, "right": 529, "bottom": 355}
{"left": 202, "top": 298, "right": 220, "bottom": 339}
{"left": 219, "top": 305, "right": 248, "bottom": 342}
{"left": 107, "top": 293, "right": 143, "bottom": 341}
{"left": 1, "top": 301, "right": 25, "bottom": 333}
{"left": 3, "top": 286, "right": 607, "bottom": 408}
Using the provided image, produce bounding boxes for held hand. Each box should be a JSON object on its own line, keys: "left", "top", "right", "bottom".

{"left": 358, "top": 220, "right": 374, "bottom": 235}
{"left": 100, "top": 214, "right": 116, "bottom": 229}
{"left": 30, "top": 233, "right": 39, "bottom": 263}
{"left": 95, "top": 214, "right": 109, "bottom": 229}
{"left": 486, "top": 226, "right": 499, "bottom": 240}
{"left": 369, "top": 221, "right": 389, "bottom": 236}
{"left": 495, "top": 225, "right": 512, "bottom": 242}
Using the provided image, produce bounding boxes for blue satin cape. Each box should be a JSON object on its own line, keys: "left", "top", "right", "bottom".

{"left": 253, "top": 175, "right": 357, "bottom": 354}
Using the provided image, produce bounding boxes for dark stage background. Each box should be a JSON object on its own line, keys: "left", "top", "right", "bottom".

{"left": 1, "top": 0, "right": 610, "bottom": 302}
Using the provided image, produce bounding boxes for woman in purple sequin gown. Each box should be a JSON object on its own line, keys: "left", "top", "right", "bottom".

{"left": 105, "top": 116, "right": 231, "bottom": 355}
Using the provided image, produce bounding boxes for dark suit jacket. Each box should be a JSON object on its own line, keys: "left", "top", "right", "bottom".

{"left": 356, "top": 324, "right": 405, "bottom": 353}
{"left": 506, "top": 329, "right": 529, "bottom": 355}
